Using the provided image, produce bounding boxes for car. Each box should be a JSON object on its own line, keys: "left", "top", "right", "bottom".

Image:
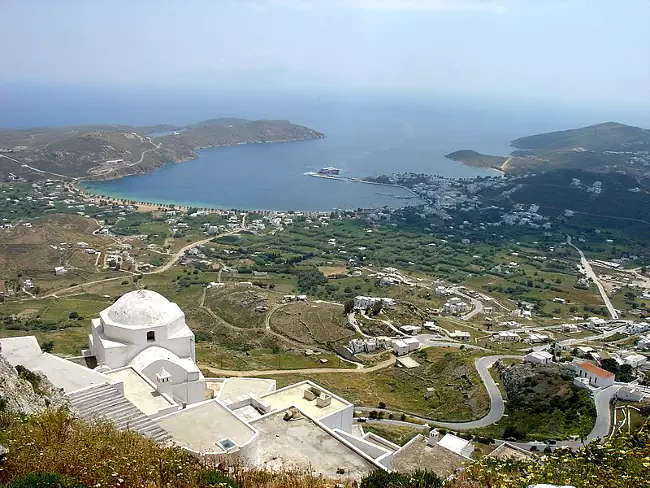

{"left": 356, "top": 417, "right": 367, "bottom": 423}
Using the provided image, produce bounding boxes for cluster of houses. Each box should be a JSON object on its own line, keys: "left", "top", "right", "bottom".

{"left": 353, "top": 296, "right": 396, "bottom": 310}
{"left": 442, "top": 297, "right": 469, "bottom": 315}
{"left": 346, "top": 336, "right": 421, "bottom": 357}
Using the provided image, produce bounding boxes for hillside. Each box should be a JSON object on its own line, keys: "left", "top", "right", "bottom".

{"left": 446, "top": 122, "right": 650, "bottom": 176}
{"left": 0, "top": 118, "right": 325, "bottom": 181}
{"left": 512, "top": 122, "right": 650, "bottom": 152}
{"left": 444, "top": 150, "right": 508, "bottom": 169}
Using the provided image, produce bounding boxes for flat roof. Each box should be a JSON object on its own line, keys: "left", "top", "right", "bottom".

{"left": 157, "top": 400, "right": 256, "bottom": 454}
{"left": 218, "top": 378, "right": 276, "bottom": 401}
{"left": 260, "top": 381, "right": 349, "bottom": 420}
{"left": 393, "top": 435, "right": 468, "bottom": 478}
{"left": 0, "top": 336, "right": 117, "bottom": 393}
{"left": 104, "top": 367, "right": 175, "bottom": 416}
{"left": 251, "top": 409, "right": 376, "bottom": 480}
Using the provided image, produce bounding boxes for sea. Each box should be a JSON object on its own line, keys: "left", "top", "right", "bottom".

{"left": 2, "top": 85, "right": 649, "bottom": 212}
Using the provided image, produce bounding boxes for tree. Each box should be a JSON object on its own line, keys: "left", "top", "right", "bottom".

{"left": 41, "top": 341, "right": 55, "bottom": 353}
{"left": 601, "top": 358, "right": 620, "bottom": 376}
{"left": 617, "top": 364, "right": 634, "bottom": 383}
{"left": 371, "top": 300, "right": 383, "bottom": 316}
{"left": 343, "top": 299, "right": 355, "bottom": 315}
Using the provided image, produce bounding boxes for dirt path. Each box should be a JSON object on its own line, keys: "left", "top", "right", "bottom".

{"left": 0, "top": 154, "right": 76, "bottom": 180}
{"left": 200, "top": 356, "right": 396, "bottom": 377}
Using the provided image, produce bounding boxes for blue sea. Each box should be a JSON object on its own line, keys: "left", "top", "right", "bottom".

{"left": 2, "top": 85, "right": 649, "bottom": 211}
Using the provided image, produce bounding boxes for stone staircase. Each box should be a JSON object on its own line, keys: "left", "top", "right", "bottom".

{"left": 67, "top": 383, "right": 171, "bottom": 443}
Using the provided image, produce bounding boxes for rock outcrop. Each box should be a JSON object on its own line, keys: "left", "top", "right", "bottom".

{"left": 0, "top": 354, "right": 69, "bottom": 414}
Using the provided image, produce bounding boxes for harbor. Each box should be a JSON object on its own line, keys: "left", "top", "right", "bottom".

{"left": 304, "top": 168, "right": 422, "bottom": 201}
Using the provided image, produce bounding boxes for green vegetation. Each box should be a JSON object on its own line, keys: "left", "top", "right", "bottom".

{"left": 265, "top": 348, "right": 489, "bottom": 421}
{"left": 472, "top": 363, "right": 596, "bottom": 441}
{"left": 360, "top": 469, "right": 443, "bottom": 488}
{"left": 7, "top": 473, "right": 87, "bottom": 488}
{"left": 445, "top": 150, "right": 508, "bottom": 169}
{"left": 461, "top": 425, "right": 650, "bottom": 488}
{"left": 511, "top": 122, "right": 650, "bottom": 153}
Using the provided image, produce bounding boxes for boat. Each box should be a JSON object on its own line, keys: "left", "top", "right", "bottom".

{"left": 318, "top": 167, "right": 340, "bottom": 176}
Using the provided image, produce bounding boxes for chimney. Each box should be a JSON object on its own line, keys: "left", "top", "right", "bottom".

{"left": 155, "top": 367, "right": 172, "bottom": 397}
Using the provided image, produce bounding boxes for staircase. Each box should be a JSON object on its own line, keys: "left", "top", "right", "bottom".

{"left": 67, "top": 383, "right": 171, "bottom": 443}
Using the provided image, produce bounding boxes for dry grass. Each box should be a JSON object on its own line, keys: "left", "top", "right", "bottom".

{"left": 0, "top": 409, "right": 346, "bottom": 488}
{"left": 269, "top": 302, "right": 355, "bottom": 347}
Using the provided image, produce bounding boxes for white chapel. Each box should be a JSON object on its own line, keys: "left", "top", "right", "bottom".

{"left": 88, "top": 289, "right": 205, "bottom": 404}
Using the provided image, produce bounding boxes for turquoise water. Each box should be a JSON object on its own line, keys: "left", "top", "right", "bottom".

{"left": 4, "top": 87, "right": 649, "bottom": 211}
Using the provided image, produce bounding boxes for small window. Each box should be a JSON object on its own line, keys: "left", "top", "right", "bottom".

{"left": 147, "top": 331, "right": 155, "bottom": 342}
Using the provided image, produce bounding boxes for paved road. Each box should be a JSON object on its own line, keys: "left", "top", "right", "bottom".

{"left": 432, "top": 355, "right": 522, "bottom": 429}
{"left": 452, "top": 288, "right": 484, "bottom": 321}
{"left": 567, "top": 235, "right": 619, "bottom": 319}
{"left": 587, "top": 384, "right": 621, "bottom": 442}
{"left": 347, "top": 312, "right": 372, "bottom": 338}
{"left": 356, "top": 355, "right": 521, "bottom": 429}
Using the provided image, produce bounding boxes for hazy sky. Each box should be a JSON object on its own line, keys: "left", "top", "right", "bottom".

{"left": 2, "top": 0, "right": 649, "bottom": 105}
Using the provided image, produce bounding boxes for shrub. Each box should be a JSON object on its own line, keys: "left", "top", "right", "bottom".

{"left": 361, "top": 469, "right": 443, "bottom": 488}
{"left": 8, "top": 473, "right": 86, "bottom": 488}
{"left": 202, "top": 470, "right": 239, "bottom": 488}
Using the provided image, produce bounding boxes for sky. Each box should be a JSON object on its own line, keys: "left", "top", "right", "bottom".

{"left": 2, "top": 0, "right": 650, "bottom": 106}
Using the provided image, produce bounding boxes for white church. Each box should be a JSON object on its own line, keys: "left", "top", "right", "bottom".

{"left": 88, "top": 289, "right": 205, "bottom": 405}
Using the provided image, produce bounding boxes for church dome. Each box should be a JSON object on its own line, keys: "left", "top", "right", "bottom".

{"left": 105, "top": 290, "right": 180, "bottom": 326}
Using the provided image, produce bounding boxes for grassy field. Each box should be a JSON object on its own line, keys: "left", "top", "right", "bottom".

{"left": 203, "top": 283, "right": 278, "bottom": 329}
{"left": 261, "top": 347, "right": 490, "bottom": 421}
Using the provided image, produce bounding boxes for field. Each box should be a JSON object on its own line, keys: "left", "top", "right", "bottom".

{"left": 261, "top": 347, "right": 490, "bottom": 421}
{"left": 268, "top": 301, "right": 355, "bottom": 348}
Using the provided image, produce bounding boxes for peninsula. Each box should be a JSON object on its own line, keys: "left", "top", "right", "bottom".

{"left": 446, "top": 121, "right": 650, "bottom": 176}
{"left": 0, "top": 118, "right": 325, "bottom": 181}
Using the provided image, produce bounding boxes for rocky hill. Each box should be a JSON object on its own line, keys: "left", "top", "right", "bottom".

{"left": 0, "top": 354, "right": 68, "bottom": 414}
{"left": 0, "top": 118, "right": 325, "bottom": 181}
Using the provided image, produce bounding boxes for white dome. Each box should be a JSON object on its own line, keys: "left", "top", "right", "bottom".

{"left": 106, "top": 290, "right": 180, "bottom": 326}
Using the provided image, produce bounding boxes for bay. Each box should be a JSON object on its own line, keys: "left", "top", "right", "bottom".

{"left": 4, "top": 86, "right": 649, "bottom": 211}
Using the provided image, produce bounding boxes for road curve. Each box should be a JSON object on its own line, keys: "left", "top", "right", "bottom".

{"left": 587, "top": 384, "right": 621, "bottom": 442}
{"left": 431, "top": 355, "right": 522, "bottom": 429}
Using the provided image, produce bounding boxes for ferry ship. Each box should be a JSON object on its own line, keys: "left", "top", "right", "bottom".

{"left": 318, "top": 167, "right": 340, "bottom": 176}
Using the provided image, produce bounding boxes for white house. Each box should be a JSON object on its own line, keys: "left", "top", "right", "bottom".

{"left": 353, "top": 296, "right": 396, "bottom": 310}
{"left": 493, "top": 331, "right": 521, "bottom": 342}
{"left": 88, "top": 290, "right": 205, "bottom": 405}
{"left": 400, "top": 325, "right": 422, "bottom": 335}
{"left": 616, "top": 386, "right": 647, "bottom": 402}
{"left": 443, "top": 297, "right": 469, "bottom": 314}
{"left": 392, "top": 340, "right": 409, "bottom": 356}
{"left": 403, "top": 337, "right": 420, "bottom": 352}
{"left": 427, "top": 430, "right": 474, "bottom": 459}
{"left": 524, "top": 351, "right": 553, "bottom": 365}
{"left": 637, "top": 335, "right": 650, "bottom": 350}
{"left": 574, "top": 361, "right": 615, "bottom": 388}
{"left": 449, "top": 330, "right": 471, "bottom": 342}
{"left": 54, "top": 266, "right": 67, "bottom": 276}
{"left": 563, "top": 324, "right": 579, "bottom": 333}
{"left": 623, "top": 353, "right": 647, "bottom": 368}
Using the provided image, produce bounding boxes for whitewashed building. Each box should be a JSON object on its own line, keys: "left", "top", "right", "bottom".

{"left": 88, "top": 290, "right": 205, "bottom": 405}
{"left": 574, "top": 361, "right": 615, "bottom": 388}
{"left": 524, "top": 351, "right": 553, "bottom": 365}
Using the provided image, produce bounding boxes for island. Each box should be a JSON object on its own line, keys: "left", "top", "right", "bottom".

{"left": 0, "top": 118, "right": 325, "bottom": 181}
{"left": 446, "top": 122, "right": 650, "bottom": 177}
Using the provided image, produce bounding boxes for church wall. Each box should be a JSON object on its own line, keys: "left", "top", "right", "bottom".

{"left": 319, "top": 404, "right": 354, "bottom": 433}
